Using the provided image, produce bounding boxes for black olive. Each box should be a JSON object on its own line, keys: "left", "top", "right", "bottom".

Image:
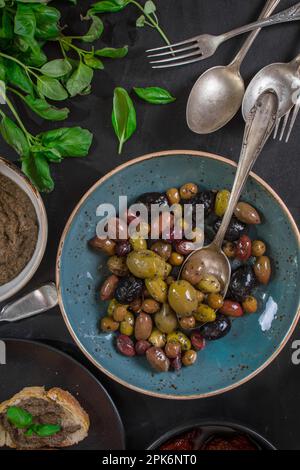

{"left": 213, "top": 217, "right": 246, "bottom": 241}
{"left": 115, "top": 276, "right": 144, "bottom": 303}
{"left": 135, "top": 192, "right": 169, "bottom": 212}
{"left": 183, "top": 191, "right": 215, "bottom": 218}
{"left": 200, "top": 314, "right": 231, "bottom": 341}
{"left": 228, "top": 265, "right": 256, "bottom": 302}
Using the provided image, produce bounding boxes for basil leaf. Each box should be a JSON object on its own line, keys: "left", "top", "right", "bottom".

{"left": 0, "top": 10, "right": 13, "bottom": 39}
{"left": 66, "top": 62, "right": 93, "bottom": 97}
{"left": 81, "top": 15, "right": 103, "bottom": 43}
{"left": 0, "top": 58, "right": 6, "bottom": 81}
{"left": 112, "top": 87, "right": 136, "bottom": 154}
{"left": 41, "top": 59, "right": 72, "bottom": 78}
{"left": 24, "top": 95, "right": 69, "bottom": 121}
{"left": 33, "top": 424, "right": 61, "bottom": 437}
{"left": 7, "top": 406, "right": 33, "bottom": 429}
{"left": 133, "top": 86, "right": 176, "bottom": 104}
{"left": 6, "top": 61, "right": 33, "bottom": 94}
{"left": 22, "top": 152, "right": 54, "bottom": 192}
{"left": 95, "top": 46, "right": 128, "bottom": 58}
{"left": 0, "top": 115, "right": 29, "bottom": 157}
{"left": 33, "top": 4, "right": 60, "bottom": 40}
{"left": 89, "top": 0, "right": 128, "bottom": 14}
{"left": 31, "top": 145, "right": 62, "bottom": 163}
{"left": 37, "top": 75, "right": 68, "bottom": 101}
{"left": 38, "top": 126, "right": 93, "bottom": 157}
{"left": 14, "top": 4, "right": 36, "bottom": 39}
{"left": 136, "top": 15, "right": 145, "bottom": 28}
{"left": 83, "top": 55, "right": 103, "bottom": 70}
{"left": 144, "top": 0, "right": 156, "bottom": 15}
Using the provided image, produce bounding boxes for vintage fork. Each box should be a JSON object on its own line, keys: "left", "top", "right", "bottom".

{"left": 273, "top": 101, "right": 300, "bottom": 142}
{"left": 147, "top": 2, "right": 300, "bottom": 68}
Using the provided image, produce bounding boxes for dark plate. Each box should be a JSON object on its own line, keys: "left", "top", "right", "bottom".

{"left": 148, "top": 421, "right": 276, "bottom": 450}
{"left": 0, "top": 339, "right": 125, "bottom": 450}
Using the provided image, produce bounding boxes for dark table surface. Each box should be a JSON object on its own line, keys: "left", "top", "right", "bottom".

{"left": 1, "top": 0, "right": 300, "bottom": 450}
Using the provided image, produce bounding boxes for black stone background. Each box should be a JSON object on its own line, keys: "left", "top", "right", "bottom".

{"left": 0, "top": 0, "right": 300, "bottom": 450}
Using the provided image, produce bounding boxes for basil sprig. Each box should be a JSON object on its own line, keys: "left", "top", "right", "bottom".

{"left": 0, "top": 0, "right": 128, "bottom": 191}
{"left": 6, "top": 406, "right": 61, "bottom": 438}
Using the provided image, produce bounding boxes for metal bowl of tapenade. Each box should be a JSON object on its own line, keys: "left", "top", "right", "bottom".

{"left": 0, "top": 157, "right": 48, "bottom": 303}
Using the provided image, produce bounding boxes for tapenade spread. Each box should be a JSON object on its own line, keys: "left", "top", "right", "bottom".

{"left": 0, "top": 173, "right": 38, "bottom": 286}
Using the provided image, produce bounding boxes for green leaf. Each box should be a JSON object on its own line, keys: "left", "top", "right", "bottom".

{"left": 83, "top": 55, "right": 103, "bottom": 70}
{"left": 37, "top": 75, "right": 68, "bottom": 101}
{"left": 33, "top": 4, "right": 60, "bottom": 40}
{"left": 133, "top": 86, "right": 176, "bottom": 104}
{"left": 136, "top": 15, "right": 145, "bottom": 28}
{"left": 95, "top": 46, "right": 128, "bottom": 58}
{"left": 24, "top": 95, "right": 69, "bottom": 121}
{"left": 89, "top": 0, "right": 128, "bottom": 14}
{"left": 14, "top": 4, "right": 36, "bottom": 39}
{"left": 0, "top": 58, "right": 5, "bottom": 81}
{"left": 144, "top": 0, "right": 156, "bottom": 15}
{"left": 112, "top": 87, "right": 136, "bottom": 154}
{"left": 0, "top": 115, "right": 30, "bottom": 157}
{"left": 31, "top": 144, "right": 62, "bottom": 162}
{"left": 41, "top": 59, "right": 72, "bottom": 78}
{"left": 7, "top": 407, "right": 33, "bottom": 429}
{"left": 38, "top": 126, "right": 93, "bottom": 157}
{"left": 32, "top": 424, "right": 61, "bottom": 437}
{"left": 0, "top": 10, "right": 13, "bottom": 39}
{"left": 81, "top": 15, "right": 103, "bottom": 43}
{"left": 22, "top": 152, "right": 54, "bottom": 192}
{"left": 66, "top": 62, "right": 93, "bottom": 97}
{"left": 6, "top": 61, "right": 33, "bottom": 94}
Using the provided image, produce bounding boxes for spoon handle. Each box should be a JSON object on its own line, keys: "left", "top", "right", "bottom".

{"left": 231, "top": 0, "right": 281, "bottom": 69}
{"left": 213, "top": 91, "right": 278, "bottom": 249}
{"left": 221, "top": 2, "right": 300, "bottom": 42}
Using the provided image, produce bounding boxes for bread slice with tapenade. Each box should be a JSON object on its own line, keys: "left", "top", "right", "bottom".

{"left": 0, "top": 386, "right": 90, "bottom": 449}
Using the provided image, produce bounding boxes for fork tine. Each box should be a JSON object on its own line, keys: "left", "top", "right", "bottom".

{"left": 146, "top": 37, "right": 198, "bottom": 53}
{"left": 279, "top": 110, "right": 291, "bottom": 141}
{"left": 150, "top": 49, "right": 202, "bottom": 65}
{"left": 273, "top": 117, "right": 281, "bottom": 139}
{"left": 285, "top": 103, "right": 300, "bottom": 142}
{"left": 152, "top": 55, "right": 204, "bottom": 69}
{"left": 148, "top": 44, "right": 199, "bottom": 58}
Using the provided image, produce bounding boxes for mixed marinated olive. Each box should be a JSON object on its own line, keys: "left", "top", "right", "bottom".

{"left": 89, "top": 182, "right": 273, "bottom": 373}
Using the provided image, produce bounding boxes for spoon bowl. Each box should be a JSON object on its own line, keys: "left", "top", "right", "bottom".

{"left": 242, "top": 56, "right": 300, "bottom": 120}
{"left": 187, "top": 64, "right": 245, "bottom": 134}
{"left": 181, "top": 244, "right": 231, "bottom": 295}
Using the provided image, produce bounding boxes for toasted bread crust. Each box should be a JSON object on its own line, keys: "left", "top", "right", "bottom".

{"left": 0, "top": 387, "right": 89, "bottom": 449}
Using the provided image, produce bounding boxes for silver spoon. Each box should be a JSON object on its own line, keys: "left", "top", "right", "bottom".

{"left": 186, "top": 0, "right": 280, "bottom": 135}
{"left": 242, "top": 53, "right": 300, "bottom": 120}
{"left": 181, "top": 90, "right": 278, "bottom": 298}
{"left": 0, "top": 283, "right": 58, "bottom": 322}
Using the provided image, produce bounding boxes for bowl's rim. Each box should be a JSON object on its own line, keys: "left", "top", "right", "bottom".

{"left": 146, "top": 420, "right": 277, "bottom": 450}
{"left": 0, "top": 157, "right": 48, "bottom": 302}
{"left": 56, "top": 149, "right": 300, "bottom": 400}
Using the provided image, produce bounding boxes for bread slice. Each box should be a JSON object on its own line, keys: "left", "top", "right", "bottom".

{"left": 0, "top": 386, "right": 90, "bottom": 449}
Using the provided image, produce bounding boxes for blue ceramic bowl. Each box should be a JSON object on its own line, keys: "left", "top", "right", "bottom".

{"left": 56, "top": 151, "right": 300, "bottom": 399}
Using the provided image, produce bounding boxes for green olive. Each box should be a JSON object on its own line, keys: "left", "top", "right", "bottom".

{"left": 195, "top": 304, "right": 216, "bottom": 323}
{"left": 130, "top": 237, "right": 147, "bottom": 251}
{"left": 167, "top": 331, "right": 191, "bottom": 351}
{"left": 151, "top": 241, "right": 172, "bottom": 260}
{"left": 154, "top": 304, "right": 178, "bottom": 334}
{"left": 215, "top": 189, "right": 231, "bottom": 217}
{"left": 149, "top": 328, "right": 166, "bottom": 348}
{"left": 182, "top": 350, "right": 197, "bottom": 366}
{"left": 107, "top": 255, "right": 129, "bottom": 277}
{"left": 168, "top": 280, "right": 198, "bottom": 317}
{"left": 145, "top": 278, "right": 168, "bottom": 303}
{"left": 120, "top": 311, "right": 135, "bottom": 336}
{"left": 126, "top": 250, "right": 167, "bottom": 279}
{"left": 100, "top": 316, "right": 119, "bottom": 332}
{"left": 107, "top": 299, "right": 119, "bottom": 317}
{"left": 197, "top": 274, "right": 221, "bottom": 294}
